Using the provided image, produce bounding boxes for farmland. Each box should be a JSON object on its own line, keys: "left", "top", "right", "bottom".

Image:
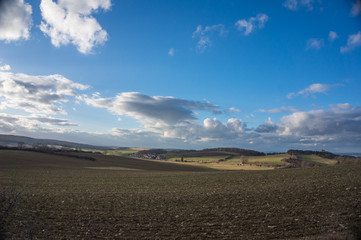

{"left": 1, "top": 149, "right": 361, "bottom": 239}
{"left": 154, "top": 149, "right": 358, "bottom": 170}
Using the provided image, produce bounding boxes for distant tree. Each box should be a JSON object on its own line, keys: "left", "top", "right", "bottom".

{"left": 240, "top": 155, "right": 248, "bottom": 165}
{"left": 17, "top": 142, "right": 25, "bottom": 149}
{"left": 290, "top": 153, "right": 297, "bottom": 160}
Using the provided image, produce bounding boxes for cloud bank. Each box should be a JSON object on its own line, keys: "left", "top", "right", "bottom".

{"left": 39, "top": 0, "right": 111, "bottom": 54}
{"left": 0, "top": 68, "right": 359, "bottom": 151}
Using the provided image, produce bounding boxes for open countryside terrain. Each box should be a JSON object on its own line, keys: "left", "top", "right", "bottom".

{"left": 130, "top": 148, "right": 354, "bottom": 170}
{"left": 1, "top": 149, "right": 361, "bottom": 239}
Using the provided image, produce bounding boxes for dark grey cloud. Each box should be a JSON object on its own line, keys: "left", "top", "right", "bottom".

{"left": 30, "top": 116, "right": 77, "bottom": 127}
{"left": 83, "top": 92, "right": 220, "bottom": 125}
{"left": 256, "top": 123, "right": 278, "bottom": 133}
{"left": 280, "top": 107, "right": 361, "bottom": 139}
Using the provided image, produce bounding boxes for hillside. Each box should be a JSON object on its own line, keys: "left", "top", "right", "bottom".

{"left": 0, "top": 149, "right": 213, "bottom": 172}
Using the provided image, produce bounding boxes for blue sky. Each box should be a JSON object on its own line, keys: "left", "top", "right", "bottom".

{"left": 0, "top": 0, "right": 361, "bottom": 152}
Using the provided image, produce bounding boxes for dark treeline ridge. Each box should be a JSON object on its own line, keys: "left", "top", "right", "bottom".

{"left": 287, "top": 149, "right": 339, "bottom": 159}
{"left": 138, "top": 148, "right": 266, "bottom": 158}
{"left": 202, "top": 148, "right": 265, "bottom": 156}
{"left": 136, "top": 148, "right": 266, "bottom": 159}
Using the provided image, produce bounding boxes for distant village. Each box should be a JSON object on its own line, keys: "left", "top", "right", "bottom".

{"left": 130, "top": 152, "right": 163, "bottom": 160}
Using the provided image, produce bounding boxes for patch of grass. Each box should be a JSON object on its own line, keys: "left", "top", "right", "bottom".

{"left": 102, "top": 150, "right": 139, "bottom": 155}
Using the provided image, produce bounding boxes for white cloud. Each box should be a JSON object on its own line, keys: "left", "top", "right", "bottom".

{"left": 39, "top": 0, "right": 111, "bottom": 54}
{"left": 328, "top": 31, "right": 338, "bottom": 42}
{"left": 283, "top": 0, "right": 298, "bottom": 11}
{"left": 192, "top": 24, "right": 226, "bottom": 52}
{"left": 159, "top": 118, "right": 246, "bottom": 142}
{"left": 168, "top": 48, "right": 175, "bottom": 56}
{"left": 0, "top": 64, "right": 11, "bottom": 71}
{"left": 340, "top": 31, "right": 361, "bottom": 53}
{"left": 0, "top": 0, "right": 32, "bottom": 42}
{"left": 351, "top": 0, "right": 361, "bottom": 16}
{"left": 259, "top": 106, "right": 298, "bottom": 113}
{"left": 0, "top": 71, "right": 88, "bottom": 114}
{"left": 227, "top": 107, "right": 242, "bottom": 113}
{"left": 235, "top": 14, "right": 269, "bottom": 36}
{"left": 329, "top": 103, "right": 352, "bottom": 111}
{"left": 246, "top": 114, "right": 255, "bottom": 119}
{"left": 287, "top": 83, "right": 341, "bottom": 99}
{"left": 283, "top": 0, "right": 316, "bottom": 11}
{"left": 306, "top": 38, "right": 324, "bottom": 50}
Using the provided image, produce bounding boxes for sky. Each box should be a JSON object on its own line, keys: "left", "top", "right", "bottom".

{"left": 0, "top": 0, "right": 361, "bottom": 153}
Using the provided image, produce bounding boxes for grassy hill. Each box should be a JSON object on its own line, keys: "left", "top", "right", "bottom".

{"left": 1, "top": 149, "right": 360, "bottom": 239}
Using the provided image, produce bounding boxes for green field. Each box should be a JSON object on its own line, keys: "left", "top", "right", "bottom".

{"left": 102, "top": 149, "right": 140, "bottom": 155}
{"left": 1, "top": 150, "right": 361, "bottom": 239}
{"left": 75, "top": 149, "right": 140, "bottom": 156}
{"left": 298, "top": 154, "right": 338, "bottom": 166}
